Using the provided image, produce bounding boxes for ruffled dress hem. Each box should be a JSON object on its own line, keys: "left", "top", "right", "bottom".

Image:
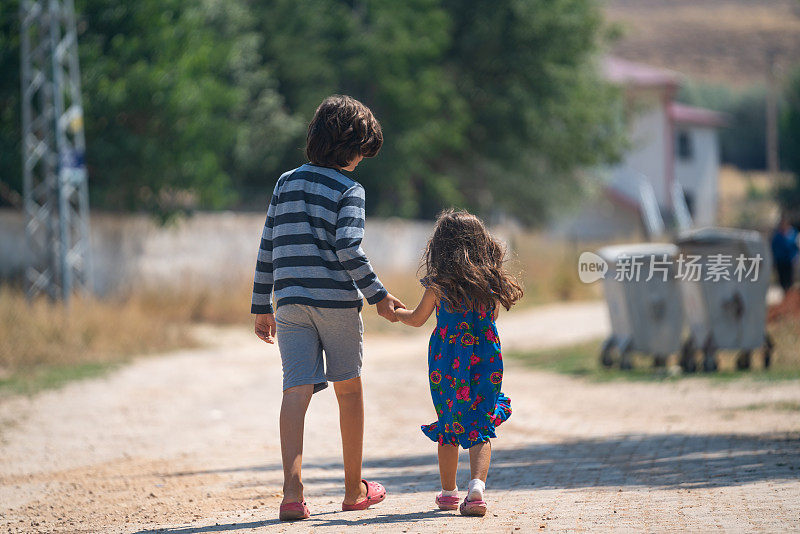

{"left": 421, "top": 393, "right": 511, "bottom": 449}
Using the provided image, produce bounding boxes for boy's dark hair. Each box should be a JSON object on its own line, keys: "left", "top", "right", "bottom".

{"left": 306, "top": 95, "right": 383, "bottom": 169}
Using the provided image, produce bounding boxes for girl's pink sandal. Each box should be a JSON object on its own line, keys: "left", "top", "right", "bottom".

{"left": 279, "top": 500, "right": 310, "bottom": 521}
{"left": 435, "top": 492, "right": 459, "bottom": 511}
{"left": 459, "top": 497, "right": 487, "bottom": 517}
{"left": 341, "top": 479, "right": 386, "bottom": 511}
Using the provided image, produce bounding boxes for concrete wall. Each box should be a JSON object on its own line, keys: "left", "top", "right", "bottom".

{"left": 0, "top": 209, "right": 442, "bottom": 295}
{"left": 549, "top": 190, "right": 644, "bottom": 242}
{"left": 0, "top": 211, "right": 30, "bottom": 279}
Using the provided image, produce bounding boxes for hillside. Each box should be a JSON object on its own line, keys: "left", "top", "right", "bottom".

{"left": 604, "top": 0, "right": 800, "bottom": 86}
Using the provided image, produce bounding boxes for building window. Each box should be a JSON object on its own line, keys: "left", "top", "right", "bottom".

{"left": 677, "top": 130, "right": 693, "bottom": 160}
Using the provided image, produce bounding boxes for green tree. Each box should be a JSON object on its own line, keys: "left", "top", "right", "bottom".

{"left": 1, "top": 0, "right": 624, "bottom": 224}
{"left": 201, "top": 0, "right": 304, "bottom": 199}
{"left": 76, "top": 0, "right": 237, "bottom": 212}
{"left": 441, "top": 0, "right": 624, "bottom": 224}
{"left": 0, "top": 0, "right": 299, "bottom": 214}
{"left": 251, "top": 0, "right": 622, "bottom": 223}
{"left": 0, "top": 0, "right": 21, "bottom": 206}
{"left": 249, "top": 0, "right": 467, "bottom": 217}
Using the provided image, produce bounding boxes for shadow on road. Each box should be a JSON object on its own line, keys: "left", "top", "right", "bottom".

{"left": 160, "top": 431, "right": 799, "bottom": 492}
{"left": 134, "top": 510, "right": 452, "bottom": 533}
{"left": 134, "top": 520, "right": 280, "bottom": 533}
{"left": 137, "top": 432, "right": 798, "bottom": 532}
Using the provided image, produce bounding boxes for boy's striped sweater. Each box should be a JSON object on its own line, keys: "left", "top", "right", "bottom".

{"left": 250, "top": 163, "right": 387, "bottom": 314}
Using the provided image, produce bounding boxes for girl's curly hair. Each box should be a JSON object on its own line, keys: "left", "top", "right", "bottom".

{"left": 421, "top": 209, "right": 523, "bottom": 312}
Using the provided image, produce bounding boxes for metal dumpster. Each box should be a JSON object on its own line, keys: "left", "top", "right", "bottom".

{"left": 597, "top": 243, "right": 684, "bottom": 369}
{"left": 675, "top": 227, "right": 773, "bottom": 372}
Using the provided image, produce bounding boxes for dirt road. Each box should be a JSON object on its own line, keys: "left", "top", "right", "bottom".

{"left": 1, "top": 301, "right": 799, "bottom": 533}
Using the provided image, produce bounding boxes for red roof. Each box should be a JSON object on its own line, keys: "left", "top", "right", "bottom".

{"left": 669, "top": 103, "right": 727, "bottom": 128}
{"left": 602, "top": 56, "right": 681, "bottom": 88}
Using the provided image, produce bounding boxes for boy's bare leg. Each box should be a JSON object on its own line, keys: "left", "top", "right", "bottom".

{"left": 334, "top": 377, "right": 368, "bottom": 504}
{"left": 437, "top": 444, "right": 459, "bottom": 491}
{"left": 280, "top": 384, "right": 314, "bottom": 504}
{"left": 468, "top": 440, "right": 491, "bottom": 482}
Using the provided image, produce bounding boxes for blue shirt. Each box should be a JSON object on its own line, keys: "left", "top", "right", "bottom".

{"left": 771, "top": 227, "right": 799, "bottom": 264}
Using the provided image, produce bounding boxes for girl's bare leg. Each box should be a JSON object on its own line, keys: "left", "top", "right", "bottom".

{"left": 468, "top": 440, "right": 491, "bottom": 482}
{"left": 438, "top": 443, "right": 459, "bottom": 491}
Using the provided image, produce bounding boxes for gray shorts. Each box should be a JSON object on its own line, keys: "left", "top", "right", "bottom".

{"left": 275, "top": 304, "right": 363, "bottom": 393}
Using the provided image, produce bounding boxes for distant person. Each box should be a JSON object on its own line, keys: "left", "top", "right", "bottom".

{"left": 251, "top": 95, "right": 405, "bottom": 521}
{"left": 771, "top": 217, "right": 799, "bottom": 294}
{"left": 394, "top": 209, "right": 523, "bottom": 517}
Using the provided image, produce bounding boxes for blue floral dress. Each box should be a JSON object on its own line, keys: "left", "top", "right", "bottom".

{"left": 420, "top": 281, "right": 512, "bottom": 449}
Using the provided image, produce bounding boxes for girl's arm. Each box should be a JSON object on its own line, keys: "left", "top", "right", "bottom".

{"left": 395, "top": 288, "right": 437, "bottom": 327}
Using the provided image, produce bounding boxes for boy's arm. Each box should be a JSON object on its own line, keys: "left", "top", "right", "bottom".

{"left": 334, "top": 184, "right": 390, "bottom": 304}
{"left": 396, "top": 289, "right": 437, "bottom": 327}
{"left": 252, "top": 188, "right": 278, "bottom": 342}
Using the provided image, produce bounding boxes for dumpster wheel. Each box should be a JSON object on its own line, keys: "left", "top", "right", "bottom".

{"left": 702, "top": 337, "right": 718, "bottom": 373}
{"left": 619, "top": 346, "right": 634, "bottom": 370}
{"left": 764, "top": 332, "right": 774, "bottom": 369}
{"left": 735, "top": 351, "right": 751, "bottom": 371}
{"left": 679, "top": 337, "right": 697, "bottom": 373}
{"left": 600, "top": 337, "right": 616, "bottom": 368}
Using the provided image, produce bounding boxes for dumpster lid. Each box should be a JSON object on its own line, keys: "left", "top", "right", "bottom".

{"left": 597, "top": 243, "right": 678, "bottom": 263}
{"left": 676, "top": 226, "right": 763, "bottom": 247}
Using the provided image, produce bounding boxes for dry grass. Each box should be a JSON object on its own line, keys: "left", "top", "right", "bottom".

{"left": 131, "top": 280, "right": 255, "bottom": 326}
{"left": 0, "top": 277, "right": 276, "bottom": 393}
{"left": 510, "top": 232, "right": 604, "bottom": 305}
{"left": 0, "top": 276, "right": 434, "bottom": 382}
{"left": 0, "top": 287, "right": 189, "bottom": 372}
{"left": 716, "top": 166, "right": 781, "bottom": 231}
{"left": 767, "top": 316, "right": 800, "bottom": 377}
{"left": 0, "top": 286, "right": 196, "bottom": 393}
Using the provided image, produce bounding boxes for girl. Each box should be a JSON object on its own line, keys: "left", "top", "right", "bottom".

{"left": 395, "top": 209, "right": 523, "bottom": 517}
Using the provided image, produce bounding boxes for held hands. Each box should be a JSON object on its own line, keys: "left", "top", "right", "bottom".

{"left": 393, "top": 288, "right": 436, "bottom": 327}
{"left": 376, "top": 293, "right": 406, "bottom": 322}
{"left": 394, "top": 307, "right": 412, "bottom": 322}
{"left": 254, "top": 313, "right": 277, "bottom": 344}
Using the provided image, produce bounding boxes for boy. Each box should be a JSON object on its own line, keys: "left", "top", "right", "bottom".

{"left": 251, "top": 95, "right": 405, "bottom": 521}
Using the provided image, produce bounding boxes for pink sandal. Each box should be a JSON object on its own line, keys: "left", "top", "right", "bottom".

{"left": 341, "top": 479, "right": 386, "bottom": 511}
{"left": 435, "top": 492, "right": 459, "bottom": 511}
{"left": 459, "top": 496, "right": 487, "bottom": 517}
{"left": 279, "top": 500, "right": 310, "bottom": 521}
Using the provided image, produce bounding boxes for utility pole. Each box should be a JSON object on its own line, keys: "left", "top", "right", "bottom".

{"left": 765, "top": 48, "right": 780, "bottom": 178}
{"left": 19, "top": 0, "right": 91, "bottom": 302}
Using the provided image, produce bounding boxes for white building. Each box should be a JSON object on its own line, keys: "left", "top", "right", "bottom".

{"left": 555, "top": 57, "right": 726, "bottom": 240}
{"left": 670, "top": 102, "right": 726, "bottom": 228}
